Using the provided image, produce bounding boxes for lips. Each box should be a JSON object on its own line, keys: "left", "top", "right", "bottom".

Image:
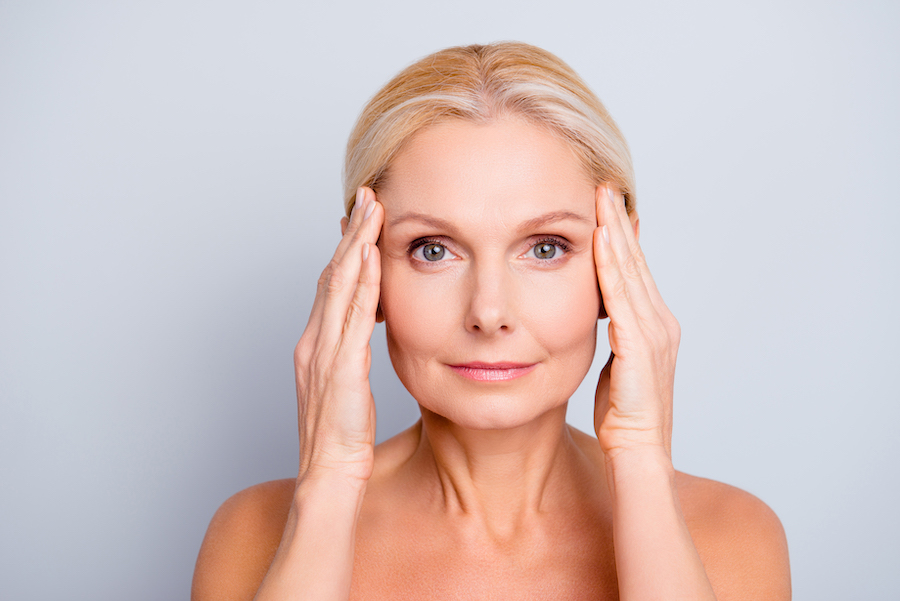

{"left": 447, "top": 362, "right": 537, "bottom": 382}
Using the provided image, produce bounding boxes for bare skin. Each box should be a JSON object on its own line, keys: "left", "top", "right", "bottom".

{"left": 192, "top": 118, "right": 791, "bottom": 600}
{"left": 193, "top": 430, "right": 787, "bottom": 600}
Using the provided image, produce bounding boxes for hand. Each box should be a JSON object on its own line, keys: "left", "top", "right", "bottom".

{"left": 293, "top": 187, "right": 384, "bottom": 485}
{"left": 592, "top": 185, "right": 681, "bottom": 458}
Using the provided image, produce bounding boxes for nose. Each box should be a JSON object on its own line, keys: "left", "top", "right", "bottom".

{"left": 464, "top": 262, "right": 516, "bottom": 335}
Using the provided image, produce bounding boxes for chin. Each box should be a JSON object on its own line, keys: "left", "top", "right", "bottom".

{"left": 414, "top": 385, "right": 571, "bottom": 432}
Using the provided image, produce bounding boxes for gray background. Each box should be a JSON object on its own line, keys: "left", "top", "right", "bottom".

{"left": 1, "top": 0, "right": 897, "bottom": 598}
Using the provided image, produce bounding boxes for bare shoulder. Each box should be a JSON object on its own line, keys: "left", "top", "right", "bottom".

{"left": 368, "top": 420, "right": 422, "bottom": 483}
{"left": 191, "top": 479, "right": 295, "bottom": 601}
{"left": 676, "top": 472, "right": 791, "bottom": 600}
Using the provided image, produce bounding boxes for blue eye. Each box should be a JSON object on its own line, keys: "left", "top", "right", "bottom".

{"left": 411, "top": 240, "right": 457, "bottom": 262}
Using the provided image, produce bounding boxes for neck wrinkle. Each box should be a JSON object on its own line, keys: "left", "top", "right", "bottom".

{"left": 411, "top": 405, "right": 580, "bottom": 534}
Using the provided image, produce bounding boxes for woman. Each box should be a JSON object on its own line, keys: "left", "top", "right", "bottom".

{"left": 192, "top": 42, "right": 790, "bottom": 600}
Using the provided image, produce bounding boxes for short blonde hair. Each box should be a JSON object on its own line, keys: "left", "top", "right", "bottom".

{"left": 343, "top": 41, "right": 635, "bottom": 216}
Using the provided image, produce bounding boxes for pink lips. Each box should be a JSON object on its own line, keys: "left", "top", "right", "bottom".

{"left": 448, "top": 362, "right": 537, "bottom": 382}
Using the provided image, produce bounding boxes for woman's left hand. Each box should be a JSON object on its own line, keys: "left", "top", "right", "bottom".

{"left": 592, "top": 185, "right": 681, "bottom": 459}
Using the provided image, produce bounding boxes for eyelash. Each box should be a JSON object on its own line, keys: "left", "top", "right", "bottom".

{"left": 408, "top": 237, "right": 443, "bottom": 252}
{"left": 407, "top": 236, "right": 572, "bottom": 261}
{"left": 408, "top": 237, "right": 451, "bottom": 262}
{"left": 531, "top": 237, "right": 573, "bottom": 257}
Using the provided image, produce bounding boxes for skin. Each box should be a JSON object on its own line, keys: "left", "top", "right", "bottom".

{"left": 192, "top": 118, "right": 791, "bottom": 600}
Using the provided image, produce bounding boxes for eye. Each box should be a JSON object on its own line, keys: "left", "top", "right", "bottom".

{"left": 532, "top": 242, "right": 558, "bottom": 260}
{"left": 411, "top": 240, "right": 457, "bottom": 262}
{"left": 526, "top": 238, "right": 570, "bottom": 260}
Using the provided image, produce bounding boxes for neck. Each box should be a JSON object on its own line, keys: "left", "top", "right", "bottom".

{"left": 408, "top": 404, "right": 597, "bottom": 539}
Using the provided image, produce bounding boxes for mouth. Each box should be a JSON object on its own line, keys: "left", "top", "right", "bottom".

{"left": 447, "top": 362, "right": 537, "bottom": 382}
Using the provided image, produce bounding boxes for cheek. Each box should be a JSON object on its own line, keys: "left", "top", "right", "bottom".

{"left": 379, "top": 264, "right": 456, "bottom": 359}
{"left": 524, "top": 265, "right": 601, "bottom": 351}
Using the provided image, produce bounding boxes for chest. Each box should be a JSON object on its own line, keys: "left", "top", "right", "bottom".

{"left": 349, "top": 514, "right": 618, "bottom": 600}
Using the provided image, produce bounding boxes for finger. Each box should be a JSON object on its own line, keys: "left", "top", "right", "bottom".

{"left": 595, "top": 351, "right": 614, "bottom": 406}
{"left": 342, "top": 240, "right": 382, "bottom": 354}
{"left": 333, "top": 187, "right": 375, "bottom": 263}
{"left": 319, "top": 194, "right": 384, "bottom": 344}
{"left": 608, "top": 186, "right": 670, "bottom": 318}
{"left": 593, "top": 351, "right": 613, "bottom": 433}
{"left": 303, "top": 188, "right": 378, "bottom": 342}
{"left": 602, "top": 185, "right": 656, "bottom": 317}
{"left": 594, "top": 185, "right": 656, "bottom": 328}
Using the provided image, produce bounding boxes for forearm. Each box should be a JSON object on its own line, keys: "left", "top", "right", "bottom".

{"left": 605, "top": 448, "right": 716, "bottom": 601}
{"left": 254, "top": 474, "right": 366, "bottom": 601}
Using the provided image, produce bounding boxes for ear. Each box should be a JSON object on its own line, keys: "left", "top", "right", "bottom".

{"left": 340, "top": 216, "right": 349, "bottom": 236}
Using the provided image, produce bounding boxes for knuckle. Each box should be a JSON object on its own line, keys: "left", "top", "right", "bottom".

{"left": 362, "top": 273, "right": 380, "bottom": 293}
{"left": 324, "top": 266, "right": 348, "bottom": 295}
{"left": 316, "top": 262, "right": 334, "bottom": 292}
{"left": 294, "top": 337, "right": 312, "bottom": 364}
{"left": 668, "top": 316, "right": 682, "bottom": 345}
{"left": 620, "top": 254, "right": 642, "bottom": 279}
{"left": 345, "top": 302, "right": 361, "bottom": 325}
{"left": 631, "top": 245, "right": 647, "bottom": 265}
{"left": 345, "top": 296, "right": 369, "bottom": 326}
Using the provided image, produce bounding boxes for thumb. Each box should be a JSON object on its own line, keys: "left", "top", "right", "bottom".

{"left": 594, "top": 352, "right": 614, "bottom": 435}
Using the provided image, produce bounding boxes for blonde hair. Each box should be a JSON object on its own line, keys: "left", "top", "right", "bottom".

{"left": 343, "top": 41, "right": 635, "bottom": 216}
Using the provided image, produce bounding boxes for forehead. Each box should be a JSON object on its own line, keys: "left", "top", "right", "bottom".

{"left": 378, "top": 118, "right": 595, "bottom": 226}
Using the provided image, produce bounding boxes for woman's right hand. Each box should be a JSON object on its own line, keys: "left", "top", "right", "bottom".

{"left": 293, "top": 187, "right": 383, "bottom": 487}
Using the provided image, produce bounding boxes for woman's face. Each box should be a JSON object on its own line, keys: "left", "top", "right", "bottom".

{"left": 377, "top": 117, "right": 601, "bottom": 430}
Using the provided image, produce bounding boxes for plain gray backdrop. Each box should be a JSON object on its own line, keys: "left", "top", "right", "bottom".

{"left": 1, "top": 0, "right": 897, "bottom": 598}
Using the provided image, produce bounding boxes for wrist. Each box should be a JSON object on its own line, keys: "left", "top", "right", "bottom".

{"left": 596, "top": 421, "right": 672, "bottom": 461}
{"left": 295, "top": 468, "right": 369, "bottom": 506}
{"left": 603, "top": 445, "right": 675, "bottom": 488}
{"left": 604, "top": 442, "right": 670, "bottom": 463}
{"left": 298, "top": 446, "right": 374, "bottom": 489}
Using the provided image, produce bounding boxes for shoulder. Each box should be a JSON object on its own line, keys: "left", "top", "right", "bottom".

{"left": 370, "top": 421, "right": 422, "bottom": 478}
{"left": 191, "top": 479, "right": 295, "bottom": 601}
{"left": 676, "top": 472, "right": 791, "bottom": 600}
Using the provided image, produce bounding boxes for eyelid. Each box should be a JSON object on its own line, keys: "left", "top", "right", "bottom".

{"left": 408, "top": 237, "right": 458, "bottom": 262}
{"left": 406, "top": 235, "right": 573, "bottom": 262}
{"left": 523, "top": 236, "right": 573, "bottom": 259}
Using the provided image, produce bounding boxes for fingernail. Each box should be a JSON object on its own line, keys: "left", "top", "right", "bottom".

{"left": 362, "top": 242, "right": 370, "bottom": 261}
{"left": 363, "top": 196, "right": 375, "bottom": 220}
{"left": 607, "top": 185, "right": 616, "bottom": 204}
{"left": 355, "top": 188, "right": 366, "bottom": 219}
{"left": 601, "top": 225, "right": 609, "bottom": 244}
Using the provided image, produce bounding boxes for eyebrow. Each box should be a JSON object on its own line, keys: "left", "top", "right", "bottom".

{"left": 388, "top": 209, "right": 594, "bottom": 231}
